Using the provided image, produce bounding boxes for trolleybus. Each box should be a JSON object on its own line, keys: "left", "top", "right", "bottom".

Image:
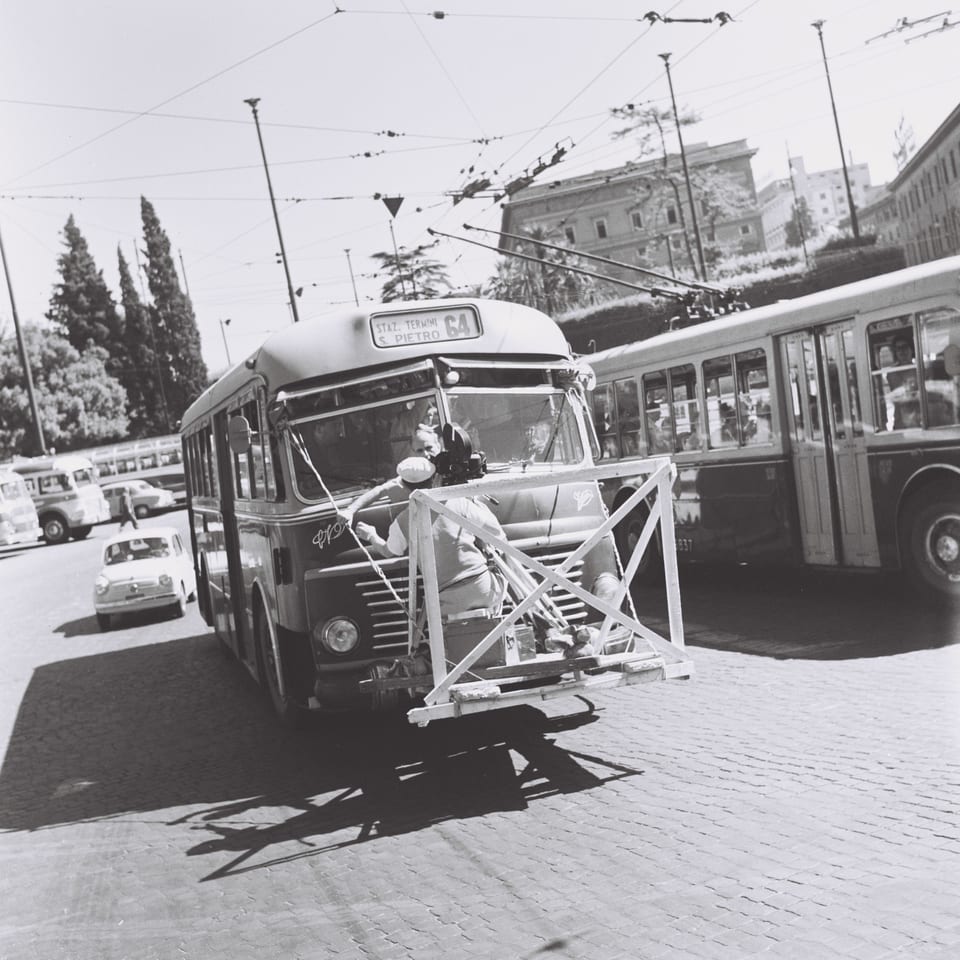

{"left": 82, "top": 435, "right": 186, "bottom": 503}
{"left": 588, "top": 255, "right": 960, "bottom": 599}
{"left": 180, "top": 298, "right": 650, "bottom": 724}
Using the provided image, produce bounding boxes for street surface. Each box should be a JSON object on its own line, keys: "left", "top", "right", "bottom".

{"left": 0, "top": 511, "right": 958, "bottom": 960}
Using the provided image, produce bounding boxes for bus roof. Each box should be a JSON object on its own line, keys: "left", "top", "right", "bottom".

{"left": 10, "top": 454, "right": 95, "bottom": 475}
{"left": 588, "top": 255, "right": 960, "bottom": 369}
{"left": 182, "top": 298, "right": 572, "bottom": 428}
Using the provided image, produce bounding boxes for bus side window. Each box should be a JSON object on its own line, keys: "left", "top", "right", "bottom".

{"left": 735, "top": 348, "right": 772, "bottom": 445}
{"left": 703, "top": 356, "right": 738, "bottom": 449}
{"left": 669, "top": 364, "right": 701, "bottom": 452}
{"left": 592, "top": 383, "right": 619, "bottom": 458}
{"left": 615, "top": 377, "right": 641, "bottom": 456}
{"left": 868, "top": 317, "right": 918, "bottom": 431}
{"left": 919, "top": 306, "right": 960, "bottom": 428}
{"left": 643, "top": 370, "right": 671, "bottom": 454}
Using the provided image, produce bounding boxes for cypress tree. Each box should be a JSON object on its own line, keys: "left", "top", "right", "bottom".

{"left": 139, "top": 197, "right": 208, "bottom": 422}
{"left": 117, "top": 247, "right": 169, "bottom": 436}
{"left": 46, "top": 215, "right": 128, "bottom": 376}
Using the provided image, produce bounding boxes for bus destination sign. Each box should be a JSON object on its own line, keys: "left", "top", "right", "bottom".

{"left": 370, "top": 306, "right": 482, "bottom": 347}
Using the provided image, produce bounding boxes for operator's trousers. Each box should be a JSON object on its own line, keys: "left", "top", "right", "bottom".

{"left": 439, "top": 569, "right": 505, "bottom": 617}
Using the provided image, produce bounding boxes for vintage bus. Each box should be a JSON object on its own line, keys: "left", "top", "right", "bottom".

{"left": 82, "top": 435, "right": 186, "bottom": 503}
{"left": 179, "top": 298, "right": 648, "bottom": 724}
{"left": 0, "top": 466, "right": 41, "bottom": 547}
{"left": 587, "top": 255, "right": 960, "bottom": 600}
{"left": 11, "top": 454, "right": 111, "bottom": 544}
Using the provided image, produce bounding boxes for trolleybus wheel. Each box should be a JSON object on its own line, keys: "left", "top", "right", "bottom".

{"left": 614, "top": 506, "right": 662, "bottom": 586}
{"left": 902, "top": 486, "right": 960, "bottom": 602}
{"left": 70, "top": 526, "right": 92, "bottom": 540}
{"left": 41, "top": 514, "right": 70, "bottom": 545}
{"left": 255, "top": 604, "right": 304, "bottom": 728}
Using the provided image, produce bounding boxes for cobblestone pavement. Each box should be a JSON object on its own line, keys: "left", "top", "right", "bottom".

{"left": 1, "top": 520, "right": 958, "bottom": 960}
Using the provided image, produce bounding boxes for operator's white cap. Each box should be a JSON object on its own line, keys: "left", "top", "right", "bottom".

{"left": 396, "top": 456, "right": 436, "bottom": 484}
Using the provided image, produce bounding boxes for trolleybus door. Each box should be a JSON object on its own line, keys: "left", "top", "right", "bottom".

{"left": 817, "top": 322, "right": 880, "bottom": 567}
{"left": 782, "top": 332, "right": 837, "bottom": 565}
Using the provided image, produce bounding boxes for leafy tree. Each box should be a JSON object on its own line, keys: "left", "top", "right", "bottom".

{"left": 785, "top": 198, "right": 814, "bottom": 249}
{"left": 46, "top": 215, "right": 128, "bottom": 375}
{"left": 370, "top": 242, "right": 450, "bottom": 301}
{"left": 0, "top": 325, "right": 127, "bottom": 459}
{"left": 484, "top": 225, "right": 609, "bottom": 316}
{"left": 140, "top": 197, "right": 208, "bottom": 422}
{"left": 117, "top": 247, "right": 169, "bottom": 436}
{"left": 690, "top": 165, "right": 753, "bottom": 239}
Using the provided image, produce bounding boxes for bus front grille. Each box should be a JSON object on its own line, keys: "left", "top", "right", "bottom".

{"left": 357, "top": 550, "right": 588, "bottom": 654}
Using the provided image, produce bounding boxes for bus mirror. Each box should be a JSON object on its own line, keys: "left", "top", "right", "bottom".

{"left": 228, "top": 415, "right": 252, "bottom": 454}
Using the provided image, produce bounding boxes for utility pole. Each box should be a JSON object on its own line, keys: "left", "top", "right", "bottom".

{"left": 660, "top": 52, "right": 707, "bottom": 281}
{"left": 811, "top": 20, "right": 860, "bottom": 240}
{"left": 0, "top": 220, "right": 45, "bottom": 455}
{"left": 344, "top": 249, "right": 360, "bottom": 306}
{"left": 244, "top": 97, "right": 301, "bottom": 322}
{"left": 178, "top": 248, "right": 192, "bottom": 299}
{"left": 387, "top": 219, "right": 408, "bottom": 299}
{"left": 785, "top": 143, "right": 810, "bottom": 266}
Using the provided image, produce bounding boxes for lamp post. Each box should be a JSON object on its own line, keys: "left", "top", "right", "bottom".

{"left": 786, "top": 143, "right": 810, "bottom": 266}
{"left": 811, "top": 20, "right": 860, "bottom": 240}
{"left": 244, "top": 97, "right": 301, "bottom": 322}
{"left": 0, "top": 220, "right": 45, "bottom": 455}
{"left": 219, "top": 318, "right": 232, "bottom": 365}
{"left": 659, "top": 52, "right": 707, "bottom": 281}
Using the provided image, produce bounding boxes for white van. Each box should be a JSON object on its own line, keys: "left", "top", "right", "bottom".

{"left": 12, "top": 455, "right": 111, "bottom": 544}
{"left": 0, "top": 467, "right": 42, "bottom": 546}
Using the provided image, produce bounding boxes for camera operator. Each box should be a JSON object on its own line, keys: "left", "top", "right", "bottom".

{"left": 354, "top": 455, "right": 505, "bottom": 617}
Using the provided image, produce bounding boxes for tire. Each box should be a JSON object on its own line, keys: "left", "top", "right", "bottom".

{"left": 255, "top": 603, "right": 304, "bottom": 729}
{"left": 70, "top": 526, "right": 92, "bottom": 541}
{"left": 614, "top": 505, "right": 663, "bottom": 586}
{"left": 96, "top": 612, "right": 111, "bottom": 631}
{"left": 41, "top": 514, "right": 70, "bottom": 545}
{"left": 172, "top": 584, "right": 188, "bottom": 618}
{"left": 134, "top": 504, "right": 149, "bottom": 519}
{"left": 901, "top": 487, "right": 960, "bottom": 602}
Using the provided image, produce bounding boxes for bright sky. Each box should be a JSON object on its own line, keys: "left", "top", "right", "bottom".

{"left": 2, "top": 1, "right": 958, "bottom": 374}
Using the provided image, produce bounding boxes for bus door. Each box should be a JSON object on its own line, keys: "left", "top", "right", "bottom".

{"left": 817, "top": 321, "right": 880, "bottom": 567}
{"left": 212, "top": 410, "right": 251, "bottom": 662}
{"left": 780, "top": 326, "right": 879, "bottom": 568}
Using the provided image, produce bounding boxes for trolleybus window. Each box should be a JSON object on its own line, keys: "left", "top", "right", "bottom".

{"left": 919, "top": 306, "right": 960, "bottom": 428}
{"left": 615, "top": 378, "right": 641, "bottom": 456}
{"left": 868, "top": 316, "right": 919, "bottom": 431}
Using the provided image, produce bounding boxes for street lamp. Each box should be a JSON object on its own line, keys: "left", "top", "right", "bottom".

{"left": 244, "top": 97, "right": 302, "bottom": 322}
{"left": 219, "top": 318, "right": 232, "bottom": 365}
{"left": 659, "top": 52, "right": 707, "bottom": 281}
{"left": 811, "top": 20, "right": 860, "bottom": 240}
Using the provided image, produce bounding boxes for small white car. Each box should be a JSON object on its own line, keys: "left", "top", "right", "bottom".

{"left": 94, "top": 526, "right": 196, "bottom": 630}
{"left": 101, "top": 479, "right": 175, "bottom": 520}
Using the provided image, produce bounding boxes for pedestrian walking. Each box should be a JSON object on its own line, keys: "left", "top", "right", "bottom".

{"left": 118, "top": 485, "right": 139, "bottom": 530}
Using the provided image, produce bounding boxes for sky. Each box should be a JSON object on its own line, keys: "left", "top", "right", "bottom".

{"left": 2, "top": 0, "right": 959, "bottom": 375}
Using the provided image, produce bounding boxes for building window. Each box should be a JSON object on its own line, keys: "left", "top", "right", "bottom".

{"left": 822, "top": 207, "right": 829, "bottom": 214}
{"left": 671, "top": 235, "right": 682, "bottom": 250}
{"left": 820, "top": 192, "right": 827, "bottom": 199}
{"left": 631, "top": 211, "right": 644, "bottom": 230}
{"left": 951, "top": 151, "right": 958, "bottom": 179}
{"left": 739, "top": 224, "right": 751, "bottom": 236}
{"left": 564, "top": 226, "right": 576, "bottom": 245}
{"left": 594, "top": 218, "right": 608, "bottom": 240}
{"left": 666, "top": 205, "right": 678, "bottom": 225}
{"left": 636, "top": 244, "right": 647, "bottom": 258}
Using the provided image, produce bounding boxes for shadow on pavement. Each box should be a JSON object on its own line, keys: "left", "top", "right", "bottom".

{"left": 0, "top": 635, "right": 635, "bottom": 879}
{"left": 635, "top": 563, "right": 959, "bottom": 660}
{"left": 55, "top": 606, "right": 186, "bottom": 638}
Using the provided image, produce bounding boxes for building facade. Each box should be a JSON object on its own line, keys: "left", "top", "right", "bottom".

{"left": 889, "top": 102, "right": 960, "bottom": 265}
{"left": 498, "top": 139, "right": 765, "bottom": 281}
{"left": 760, "top": 156, "right": 873, "bottom": 250}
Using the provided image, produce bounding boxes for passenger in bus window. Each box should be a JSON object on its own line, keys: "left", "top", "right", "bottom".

{"left": 719, "top": 403, "right": 738, "bottom": 444}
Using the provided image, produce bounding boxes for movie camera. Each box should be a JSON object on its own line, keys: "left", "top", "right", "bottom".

{"left": 432, "top": 423, "right": 487, "bottom": 485}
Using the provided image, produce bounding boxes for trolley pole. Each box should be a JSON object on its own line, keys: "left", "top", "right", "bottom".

{"left": 344, "top": 249, "right": 360, "bottom": 306}
{"left": 0, "top": 220, "right": 46, "bottom": 455}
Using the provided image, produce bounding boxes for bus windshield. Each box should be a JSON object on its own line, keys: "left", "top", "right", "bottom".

{"left": 291, "top": 387, "right": 584, "bottom": 500}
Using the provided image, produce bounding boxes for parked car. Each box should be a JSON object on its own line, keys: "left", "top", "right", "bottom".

{"left": 94, "top": 526, "right": 196, "bottom": 630}
{"left": 101, "top": 479, "right": 175, "bottom": 520}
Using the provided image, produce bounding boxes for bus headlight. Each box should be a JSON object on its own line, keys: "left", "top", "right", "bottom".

{"left": 95, "top": 576, "right": 109, "bottom": 595}
{"left": 314, "top": 617, "right": 360, "bottom": 655}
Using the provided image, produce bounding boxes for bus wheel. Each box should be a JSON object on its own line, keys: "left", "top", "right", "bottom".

{"left": 255, "top": 604, "right": 304, "bottom": 728}
{"left": 614, "top": 507, "right": 662, "bottom": 585}
{"left": 70, "top": 526, "right": 92, "bottom": 540}
{"left": 902, "top": 487, "right": 960, "bottom": 601}
{"left": 41, "top": 514, "right": 69, "bottom": 545}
